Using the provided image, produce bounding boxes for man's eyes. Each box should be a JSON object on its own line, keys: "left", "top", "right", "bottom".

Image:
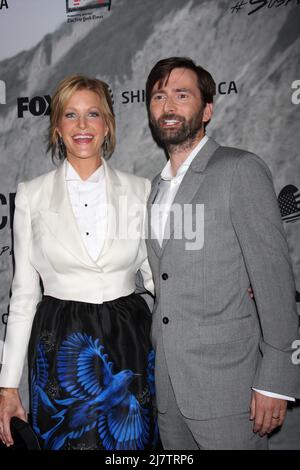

{"left": 152, "top": 94, "right": 165, "bottom": 101}
{"left": 177, "top": 93, "right": 188, "bottom": 100}
{"left": 152, "top": 93, "right": 189, "bottom": 101}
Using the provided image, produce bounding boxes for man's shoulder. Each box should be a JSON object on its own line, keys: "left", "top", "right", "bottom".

{"left": 215, "top": 143, "right": 254, "bottom": 161}
{"left": 213, "top": 143, "right": 271, "bottom": 175}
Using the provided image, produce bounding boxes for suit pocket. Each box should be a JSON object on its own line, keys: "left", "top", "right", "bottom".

{"left": 197, "top": 314, "right": 254, "bottom": 344}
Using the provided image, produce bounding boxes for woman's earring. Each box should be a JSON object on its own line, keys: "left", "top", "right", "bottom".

{"left": 58, "top": 136, "right": 66, "bottom": 160}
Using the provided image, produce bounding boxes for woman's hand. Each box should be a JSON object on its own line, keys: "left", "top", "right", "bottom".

{"left": 0, "top": 388, "right": 27, "bottom": 447}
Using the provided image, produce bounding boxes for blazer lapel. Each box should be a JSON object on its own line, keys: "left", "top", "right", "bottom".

{"left": 159, "top": 137, "right": 220, "bottom": 253}
{"left": 40, "top": 163, "right": 97, "bottom": 267}
{"left": 94, "top": 159, "right": 127, "bottom": 266}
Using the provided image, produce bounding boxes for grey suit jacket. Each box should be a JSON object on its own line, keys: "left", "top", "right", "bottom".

{"left": 146, "top": 137, "right": 300, "bottom": 420}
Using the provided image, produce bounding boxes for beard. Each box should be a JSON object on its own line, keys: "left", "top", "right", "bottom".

{"left": 150, "top": 108, "right": 204, "bottom": 147}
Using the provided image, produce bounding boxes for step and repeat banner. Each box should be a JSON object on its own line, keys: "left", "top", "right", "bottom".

{"left": 0, "top": 0, "right": 299, "bottom": 449}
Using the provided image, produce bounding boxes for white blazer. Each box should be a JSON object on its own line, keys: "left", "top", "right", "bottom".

{"left": 0, "top": 159, "right": 154, "bottom": 387}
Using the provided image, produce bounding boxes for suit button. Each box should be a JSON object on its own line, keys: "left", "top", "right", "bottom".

{"left": 162, "top": 317, "right": 169, "bottom": 324}
{"left": 162, "top": 273, "right": 168, "bottom": 280}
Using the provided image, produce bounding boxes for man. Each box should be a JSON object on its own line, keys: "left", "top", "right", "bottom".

{"left": 145, "top": 57, "right": 300, "bottom": 450}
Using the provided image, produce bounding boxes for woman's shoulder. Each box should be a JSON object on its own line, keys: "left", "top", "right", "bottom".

{"left": 110, "top": 165, "right": 151, "bottom": 202}
{"left": 19, "top": 168, "right": 57, "bottom": 194}
{"left": 114, "top": 167, "right": 149, "bottom": 183}
{"left": 108, "top": 164, "right": 150, "bottom": 191}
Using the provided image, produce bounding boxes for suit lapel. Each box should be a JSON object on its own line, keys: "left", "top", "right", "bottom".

{"left": 147, "top": 174, "right": 163, "bottom": 257}
{"left": 156, "top": 138, "right": 220, "bottom": 255}
{"left": 40, "top": 163, "right": 96, "bottom": 267}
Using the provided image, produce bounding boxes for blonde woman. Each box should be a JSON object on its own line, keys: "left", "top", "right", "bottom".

{"left": 0, "top": 75, "right": 158, "bottom": 450}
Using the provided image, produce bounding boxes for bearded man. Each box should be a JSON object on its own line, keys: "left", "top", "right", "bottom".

{"left": 145, "top": 57, "right": 300, "bottom": 450}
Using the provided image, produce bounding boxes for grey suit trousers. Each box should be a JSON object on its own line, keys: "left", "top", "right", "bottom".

{"left": 158, "top": 376, "right": 268, "bottom": 450}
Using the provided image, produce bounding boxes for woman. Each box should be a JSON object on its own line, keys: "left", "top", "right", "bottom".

{"left": 0, "top": 75, "right": 158, "bottom": 450}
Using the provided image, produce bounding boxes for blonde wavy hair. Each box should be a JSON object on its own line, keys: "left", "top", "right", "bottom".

{"left": 48, "top": 75, "right": 115, "bottom": 160}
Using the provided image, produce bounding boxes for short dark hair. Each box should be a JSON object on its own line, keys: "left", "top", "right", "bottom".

{"left": 146, "top": 57, "right": 216, "bottom": 111}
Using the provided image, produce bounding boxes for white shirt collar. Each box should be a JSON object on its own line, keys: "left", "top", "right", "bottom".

{"left": 161, "top": 135, "right": 209, "bottom": 181}
{"left": 64, "top": 159, "right": 105, "bottom": 183}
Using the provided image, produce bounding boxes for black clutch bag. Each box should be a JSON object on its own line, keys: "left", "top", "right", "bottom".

{"left": 0, "top": 417, "right": 41, "bottom": 450}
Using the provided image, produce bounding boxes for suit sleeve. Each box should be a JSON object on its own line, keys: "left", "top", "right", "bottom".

{"left": 229, "top": 153, "right": 300, "bottom": 397}
{"left": 135, "top": 179, "right": 154, "bottom": 301}
{"left": 0, "top": 183, "right": 41, "bottom": 388}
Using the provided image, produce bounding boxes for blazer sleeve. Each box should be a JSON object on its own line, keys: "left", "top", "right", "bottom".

{"left": 0, "top": 183, "right": 41, "bottom": 388}
{"left": 135, "top": 179, "right": 154, "bottom": 298}
{"left": 229, "top": 153, "right": 300, "bottom": 397}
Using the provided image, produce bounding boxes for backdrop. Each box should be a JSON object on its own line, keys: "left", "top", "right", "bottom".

{"left": 0, "top": 0, "right": 299, "bottom": 449}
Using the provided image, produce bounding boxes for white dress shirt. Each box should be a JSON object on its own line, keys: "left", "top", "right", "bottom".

{"left": 65, "top": 160, "right": 107, "bottom": 261}
{"left": 151, "top": 135, "right": 294, "bottom": 402}
{"left": 151, "top": 136, "right": 208, "bottom": 245}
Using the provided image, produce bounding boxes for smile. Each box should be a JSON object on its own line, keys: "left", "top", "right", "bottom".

{"left": 72, "top": 134, "right": 94, "bottom": 143}
{"left": 162, "top": 120, "right": 181, "bottom": 127}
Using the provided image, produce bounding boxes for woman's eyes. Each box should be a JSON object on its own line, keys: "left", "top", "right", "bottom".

{"left": 88, "top": 111, "right": 100, "bottom": 117}
{"left": 65, "top": 112, "right": 76, "bottom": 119}
{"left": 64, "top": 111, "right": 100, "bottom": 119}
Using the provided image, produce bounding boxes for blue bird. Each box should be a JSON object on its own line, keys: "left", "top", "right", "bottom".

{"left": 40, "top": 332, "right": 150, "bottom": 450}
{"left": 98, "top": 392, "right": 149, "bottom": 450}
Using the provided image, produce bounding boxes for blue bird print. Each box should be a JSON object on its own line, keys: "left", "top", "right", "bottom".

{"left": 146, "top": 349, "right": 159, "bottom": 448}
{"left": 41, "top": 333, "right": 150, "bottom": 450}
{"left": 31, "top": 343, "right": 58, "bottom": 437}
{"left": 98, "top": 350, "right": 158, "bottom": 450}
{"left": 147, "top": 349, "right": 155, "bottom": 397}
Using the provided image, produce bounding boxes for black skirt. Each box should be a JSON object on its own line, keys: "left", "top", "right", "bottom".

{"left": 28, "top": 294, "right": 159, "bottom": 450}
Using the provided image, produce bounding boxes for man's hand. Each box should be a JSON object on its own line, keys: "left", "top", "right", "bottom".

{"left": 250, "top": 390, "right": 287, "bottom": 436}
